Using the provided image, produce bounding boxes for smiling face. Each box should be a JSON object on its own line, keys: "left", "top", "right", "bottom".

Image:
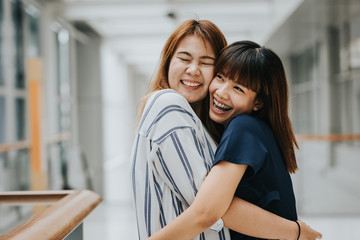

{"left": 209, "top": 73, "right": 261, "bottom": 126}
{"left": 168, "top": 35, "right": 216, "bottom": 109}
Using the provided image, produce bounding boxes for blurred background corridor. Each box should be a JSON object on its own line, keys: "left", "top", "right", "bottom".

{"left": 0, "top": 0, "right": 360, "bottom": 239}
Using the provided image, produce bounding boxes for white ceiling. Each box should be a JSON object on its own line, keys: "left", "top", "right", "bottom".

{"left": 51, "top": 0, "right": 304, "bottom": 78}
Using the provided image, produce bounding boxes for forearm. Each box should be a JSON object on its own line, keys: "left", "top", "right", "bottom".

{"left": 148, "top": 204, "right": 217, "bottom": 240}
{"left": 149, "top": 162, "right": 246, "bottom": 240}
{"left": 223, "top": 197, "right": 298, "bottom": 240}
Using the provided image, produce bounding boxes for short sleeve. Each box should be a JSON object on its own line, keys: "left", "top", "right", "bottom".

{"left": 214, "top": 114, "right": 268, "bottom": 178}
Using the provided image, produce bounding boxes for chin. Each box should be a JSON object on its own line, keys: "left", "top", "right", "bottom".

{"left": 209, "top": 114, "right": 222, "bottom": 125}
{"left": 186, "top": 97, "right": 200, "bottom": 104}
{"left": 187, "top": 95, "right": 205, "bottom": 103}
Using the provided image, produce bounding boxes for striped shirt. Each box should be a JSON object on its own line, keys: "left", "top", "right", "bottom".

{"left": 130, "top": 89, "right": 230, "bottom": 240}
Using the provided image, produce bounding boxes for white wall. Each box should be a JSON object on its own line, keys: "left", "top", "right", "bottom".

{"left": 76, "top": 36, "right": 104, "bottom": 196}
{"left": 101, "top": 42, "right": 137, "bottom": 203}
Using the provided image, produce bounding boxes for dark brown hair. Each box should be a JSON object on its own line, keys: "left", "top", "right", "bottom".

{"left": 215, "top": 40, "right": 298, "bottom": 173}
{"left": 137, "top": 19, "right": 227, "bottom": 143}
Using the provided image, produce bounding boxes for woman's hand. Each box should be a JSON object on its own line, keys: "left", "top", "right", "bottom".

{"left": 297, "top": 220, "right": 322, "bottom": 240}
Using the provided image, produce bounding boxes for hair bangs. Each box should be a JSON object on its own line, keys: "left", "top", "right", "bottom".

{"left": 216, "top": 50, "right": 263, "bottom": 93}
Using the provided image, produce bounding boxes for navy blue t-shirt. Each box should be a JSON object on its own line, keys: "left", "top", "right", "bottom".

{"left": 214, "top": 114, "right": 297, "bottom": 240}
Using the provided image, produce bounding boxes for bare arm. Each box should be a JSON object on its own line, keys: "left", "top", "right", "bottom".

{"left": 148, "top": 161, "right": 322, "bottom": 240}
{"left": 223, "top": 197, "right": 322, "bottom": 240}
{"left": 148, "top": 160, "right": 246, "bottom": 240}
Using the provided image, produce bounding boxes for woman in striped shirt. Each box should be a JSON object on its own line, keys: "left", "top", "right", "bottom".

{"left": 131, "top": 19, "right": 320, "bottom": 240}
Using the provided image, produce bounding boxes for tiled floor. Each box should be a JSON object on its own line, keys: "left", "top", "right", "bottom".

{"left": 84, "top": 201, "right": 360, "bottom": 240}
{"left": 300, "top": 215, "right": 360, "bottom": 240}
{"left": 84, "top": 201, "right": 138, "bottom": 240}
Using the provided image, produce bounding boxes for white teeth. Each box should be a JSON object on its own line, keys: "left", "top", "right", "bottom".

{"left": 182, "top": 80, "right": 201, "bottom": 87}
{"left": 213, "top": 98, "right": 232, "bottom": 111}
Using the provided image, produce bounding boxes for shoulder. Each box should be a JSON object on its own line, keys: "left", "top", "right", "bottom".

{"left": 226, "top": 114, "right": 263, "bottom": 134}
{"left": 222, "top": 115, "right": 273, "bottom": 153}
{"left": 141, "top": 90, "right": 194, "bottom": 120}
{"left": 141, "top": 90, "right": 194, "bottom": 122}
{"left": 145, "top": 90, "right": 196, "bottom": 120}
{"left": 139, "top": 89, "right": 200, "bottom": 137}
{"left": 219, "top": 114, "right": 262, "bottom": 150}
{"left": 147, "top": 89, "right": 192, "bottom": 110}
{"left": 215, "top": 114, "right": 269, "bottom": 174}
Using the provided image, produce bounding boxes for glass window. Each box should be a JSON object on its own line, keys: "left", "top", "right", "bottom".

{"left": 341, "top": 80, "right": 353, "bottom": 133}
{"left": 0, "top": 0, "right": 4, "bottom": 86}
{"left": 292, "top": 91, "right": 313, "bottom": 134}
{"left": 0, "top": 97, "right": 5, "bottom": 143}
{"left": 350, "top": 13, "right": 360, "bottom": 69}
{"left": 25, "top": 4, "right": 41, "bottom": 58}
{"left": 290, "top": 45, "right": 319, "bottom": 84}
{"left": 12, "top": 0, "right": 25, "bottom": 89}
{"left": 330, "top": 79, "right": 354, "bottom": 134}
{"left": 59, "top": 100, "right": 71, "bottom": 132}
{"left": 357, "top": 76, "right": 360, "bottom": 135}
{"left": 56, "top": 28, "right": 72, "bottom": 133}
{"left": 16, "top": 149, "right": 30, "bottom": 190}
{"left": 15, "top": 98, "right": 25, "bottom": 140}
{"left": 57, "top": 29, "right": 70, "bottom": 96}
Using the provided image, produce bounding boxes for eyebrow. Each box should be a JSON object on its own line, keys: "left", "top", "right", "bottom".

{"left": 176, "top": 51, "right": 216, "bottom": 61}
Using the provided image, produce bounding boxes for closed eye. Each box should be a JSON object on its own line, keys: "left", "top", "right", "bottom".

{"left": 201, "top": 62, "right": 215, "bottom": 66}
{"left": 178, "top": 57, "right": 190, "bottom": 62}
{"left": 216, "top": 74, "right": 224, "bottom": 81}
{"left": 234, "top": 86, "right": 244, "bottom": 93}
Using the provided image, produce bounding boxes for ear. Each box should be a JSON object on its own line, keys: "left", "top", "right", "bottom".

{"left": 253, "top": 97, "right": 263, "bottom": 112}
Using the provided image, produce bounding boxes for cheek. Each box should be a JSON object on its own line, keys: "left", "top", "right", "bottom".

{"left": 202, "top": 67, "right": 215, "bottom": 85}
{"left": 168, "top": 62, "right": 178, "bottom": 86}
{"left": 209, "top": 81, "right": 217, "bottom": 94}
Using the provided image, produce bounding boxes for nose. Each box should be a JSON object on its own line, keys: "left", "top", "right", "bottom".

{"left": 185, "top": 62, "right": 200, "bottom": 76}
{"left": 215, "top": 82, "right": 230, "bottom": 100}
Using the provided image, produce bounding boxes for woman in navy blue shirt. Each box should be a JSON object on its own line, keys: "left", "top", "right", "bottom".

{"left": 210, "top": 40, "right": 299, "bottom": 239}
{"left": 148, "top": 40, "right": 322, "bottom": 240}
{"left": 214, "top": 114, "right": 297, "bottom": 240}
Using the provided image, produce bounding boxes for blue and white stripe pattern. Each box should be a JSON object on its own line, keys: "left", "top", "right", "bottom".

{"left": 130, "top": 89, "right": 230, "bottom": 240}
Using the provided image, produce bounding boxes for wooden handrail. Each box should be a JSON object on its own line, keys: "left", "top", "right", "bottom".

{"left": 46, "top": 133, "right": 70, "bottom": 145}
{"left": 0, "top": 141, "right": 30, "bottom": 153}
{"left": 0, "top": 190, "right": 75, "bottom": 205}
{"left": 0, "top": 190, "right": 102, "bottom": 240}
{"left": 296, "top": 134, "right": 360, "bottom": 142}
{"left": 0, "top": 133, "right": 70, "bottom": 153}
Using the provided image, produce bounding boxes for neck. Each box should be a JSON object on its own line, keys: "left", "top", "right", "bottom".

{"left": 190, "top": 101, "right": 202, "bottom": 118}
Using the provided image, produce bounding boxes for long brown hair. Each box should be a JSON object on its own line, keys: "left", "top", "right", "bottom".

{"left": 137, "top": 19, "right": 227, "bottom": 143}
{"left": 215, "top": 40, "right": 298, "bottom": 173}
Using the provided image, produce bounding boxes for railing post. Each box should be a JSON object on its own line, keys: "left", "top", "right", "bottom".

{"left": 65, "top": 223, "right": 83, "bottom": 240}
